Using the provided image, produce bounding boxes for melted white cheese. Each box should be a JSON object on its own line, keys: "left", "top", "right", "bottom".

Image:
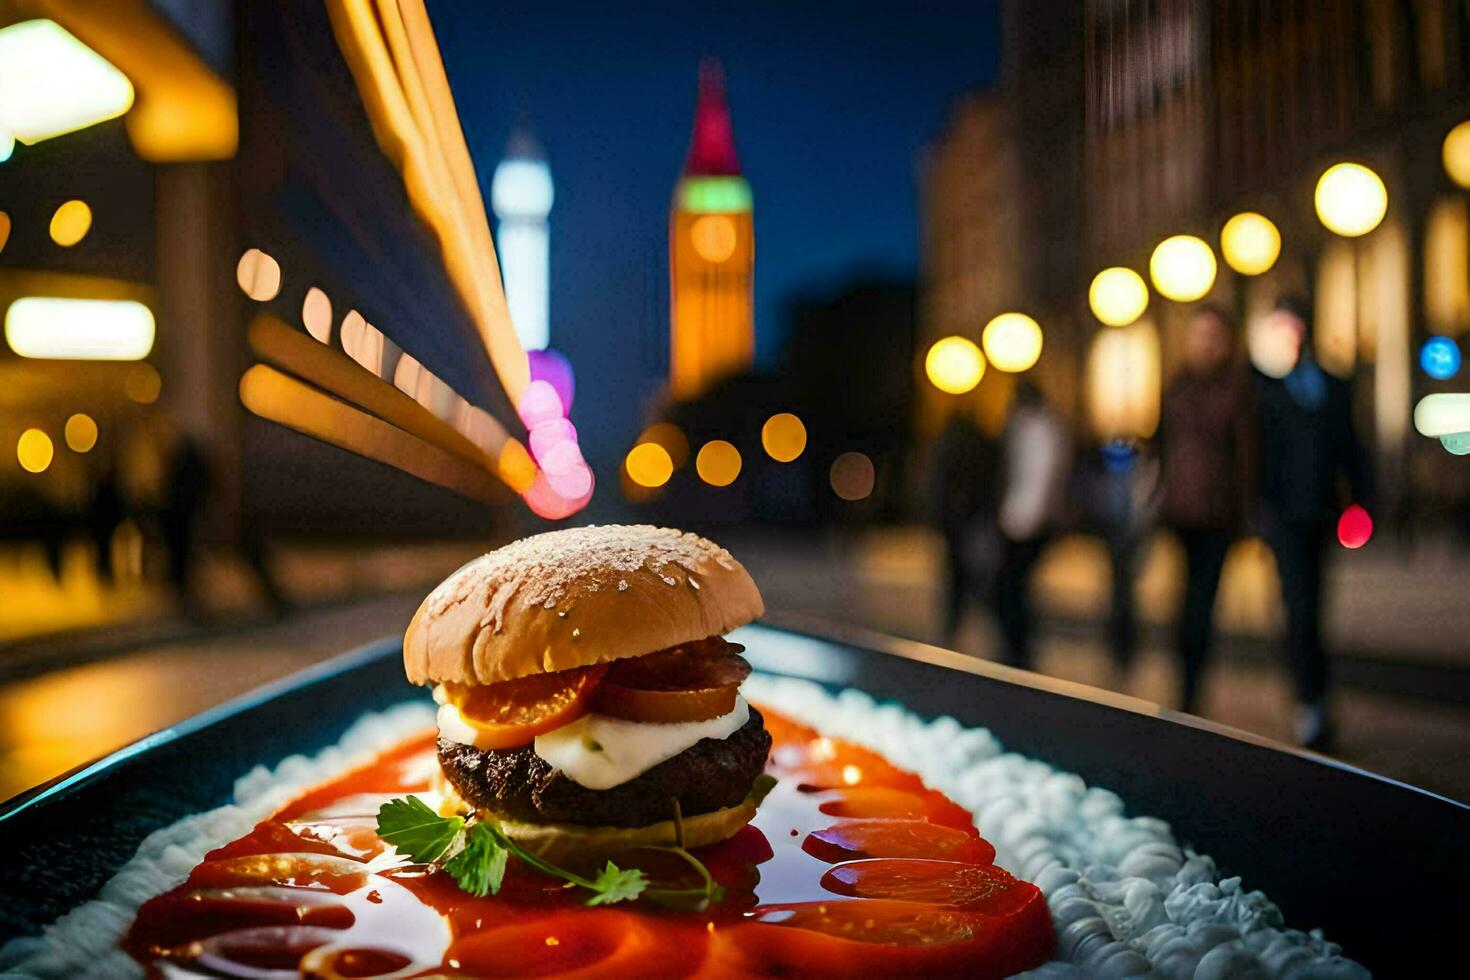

{"left": 533, "top": 697, "right": 750, "bottom": 790}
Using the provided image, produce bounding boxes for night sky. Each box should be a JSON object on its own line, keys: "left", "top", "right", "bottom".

{"left": 430, "top": 1, "right": 1000, "bottom": 463}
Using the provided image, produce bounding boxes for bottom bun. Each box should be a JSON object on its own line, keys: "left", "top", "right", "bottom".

{"left": 482, "top": 774, "right": 776, "bottom": 864}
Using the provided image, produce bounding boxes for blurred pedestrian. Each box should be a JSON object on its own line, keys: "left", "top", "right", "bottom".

{"left": 993, "top": 381, "right": 1069, "bottom": 669}
{"left": 1252, "top": 296, "right": 1372, "bottom": 750}
{"left": 929, "top": 409, "right": 1001, "bottom": 646}
{"left": 1159, "top": 304, "right": 1254, "bottom": 714}
{"left": 1076, "top": 439, "right": 1159, "bottom": 680}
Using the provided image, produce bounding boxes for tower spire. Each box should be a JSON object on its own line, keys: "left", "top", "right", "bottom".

{"left": 683, "top": 58, "right": 741, "bottom": 177}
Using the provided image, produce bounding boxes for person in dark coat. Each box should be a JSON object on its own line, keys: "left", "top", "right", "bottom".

{"left": 1159, "top": 304, "right": 1254, "bottom": 714}
{"left": 1252, "top": 296, "right": 1372, "bottom": 750}
{"left": 929, "top": 410, "right": 1001, "bottom": 646}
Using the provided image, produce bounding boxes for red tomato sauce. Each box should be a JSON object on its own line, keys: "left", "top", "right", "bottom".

{"left": 124, "top": 706, "right": 1054, "bottom": 977}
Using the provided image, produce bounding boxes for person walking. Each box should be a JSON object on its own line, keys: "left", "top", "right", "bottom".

{"left": 1159, "top": 305, "right": 1254, "bottom": 715}
{"left": 1252, "top": 296, "right": 1371, "bottom": 750}
{"left": 929, "top": 409, "right": 1001, "bottom": 647}
{"left": 993, "top": 381, "right": 1069, "bottom": 670}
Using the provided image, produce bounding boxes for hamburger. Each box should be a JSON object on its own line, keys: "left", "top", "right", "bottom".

{"left": 404, "top": 524, "right": 771, "bottom": 861}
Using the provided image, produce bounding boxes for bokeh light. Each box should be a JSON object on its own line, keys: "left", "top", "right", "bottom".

{"left": 302, "top": 287, "right": 333, "bottom": 343}
{"left": 1220, "top": 212, "right": 1281, "bottom": 276}
{"left": 17, "top": 428, "right": 53, "bottom": 474}
{"left": 340, "top": 310, "right": 383, "bottom": 375}
{"left": 1337, "top": 504, "right": 1373, "bottom": 549}
{"left": 639, "top": 422, "right": 690, "bottom": 469}
{"left": 1414, "top": 392, "right": 1470, "bottom": 438}
{"left": 236, "top": 248, "right": 282, "bottom": 301}
{"left": 829, "top": 451, "right": 875, "bottom": 501}
{"left": 528, "top": 418, "right": 577, "bottom": 462}
{"left": 528, "top": 348, "right": 575, "bottom": 413}
{"left": 64, "top": 413, "right": 97, "bottom": 453}
{"left": 48, "top": 199, "right": 91, "bottom": 246}
{"left": 5, "top": 297, "right": 154, "bottom": 360}
{"left": 690, "top": 214, "right": 737, "bottom": 263}
{"left": 625, "top": 442, "right": 673, "bottom": 488}
{"left": 0, "top": 211, "right": 10, "bottom": 253}
{"left": 124, "top": 363, "right": 161, "bottom": 404}
{"left": 516, "top": 379, "right": 564, "bottom": 428}
{"left": 1248, "top": 310, "right": 1304, "bottom": 379}
{"left": 1088, "top": 267, "right": 1149, "bottom": 326}
{"left": 925, "top": 336, "right": 985, "bottom": 394}
{"left": 496, "top": 440, "right": 538, "bottom": 493}
{"left": 761, "top": 412, "right": 807, "bottom": 462}
{"left": 981, "top": 312, "right": 1043, "bottom": 373}
{"left": 1315, "top": 162, "right": 1387, "bottom": 238}
{"left": 1420, "top": 336, "right": 1461, "bottom": 380}
{"left": 1442, "top": 432, "right": 1470, "bottom": 455}
{"left": 1149, "top": 235, "right": 1217, "bottom": 302}
{"left": 696, "top": 440, "right": 742, "bottom": 486}
{"left": 1444, "top": 121, "right": 1470, "bottom": 189}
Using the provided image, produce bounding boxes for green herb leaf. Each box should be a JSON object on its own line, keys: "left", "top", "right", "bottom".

{"left": 444, "top": 823, "right": 508, "bottom": 897}
{"left": 749, "top": 773, "right": 778, "bottom": 806}
{"left": 585, "top": 861, "right": 648, "bottom": 906}
{"left": 375, "top": 796, "right": 464, "bottom": 863}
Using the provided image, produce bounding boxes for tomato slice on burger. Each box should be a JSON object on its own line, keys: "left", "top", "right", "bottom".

{"left": 593, "top": 644, "right": 752, "bottom": 724}
{"left": 444, "top": 664, "right": 606, "bottom": 749}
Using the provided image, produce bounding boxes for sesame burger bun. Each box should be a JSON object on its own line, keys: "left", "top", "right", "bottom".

{"left": 404, "top": 525, "right": 764, "bottom": 687}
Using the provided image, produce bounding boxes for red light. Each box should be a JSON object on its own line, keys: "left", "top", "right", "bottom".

{"left": 1337, "top": 504, "right": 1373, "bottom": 549}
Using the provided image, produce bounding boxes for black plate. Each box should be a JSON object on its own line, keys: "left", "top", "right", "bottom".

{"left": 2, "top": 620, "right": 1466, "bottom": 974}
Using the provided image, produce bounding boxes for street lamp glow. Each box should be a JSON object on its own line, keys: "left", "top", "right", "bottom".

{"left": 625, "top": 442, "right": 673, "bottom": 488}
{"left": 1149, "top": 235, "right": 1218, "bottom": 302}
{"left": 64, "top": 413, "right": 98, "bottom": 453}
{"left": 492, "top": 131, "right": 554, "bottom": 352}
{"left": 0, "top": 20, "right": 134, "bottom": 146}
{"left": 49, "top": 199, "right": 92, "bottom": 247}
{"left": 17, "top": 428, "right": 54, "bottom": 474}
{"left": 1315, "top": 163, "right": 1387, "bottom": 238}
{"left": 981, "top": 312, "right": 1043, "bottom": 373}
{"left": 1444, "top": 121, "right": 1470, "bottom": 189}
{"left": 1220, "top": 212, "right": 1281, "bottom": 276}
{"left": 761, "top": 412, "right": 807, "bottom": 462}
{"left": 696, "top": 440, "right": 742, "bottom": 486}
{"left": 5, "top": 297, "right": 155, "bottom": 360}
{"left": 1088, "top": 267, "right": 1149, "bottom": 326}
{"left": 925, "top": 336, "right": 985, "bottom": 394}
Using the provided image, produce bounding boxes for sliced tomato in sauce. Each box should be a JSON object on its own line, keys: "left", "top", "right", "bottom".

{"left": 817, "top": 787, "right": 975, "bottom": 830}
{"left": 821, "top": 859, "right": 1035, "bottom": 913}
{"left": 803, "top": 820, "right": 996, "bottom": 865}
{"left": 446, "top": 664, "right": 607, "bottom": 748}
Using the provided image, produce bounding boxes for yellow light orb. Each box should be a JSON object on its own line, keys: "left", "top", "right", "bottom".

{"left": 1219, "top": 212, "right": 1281, "bottom": 276}
{"left": 1315, "top": 162, "right": 1387, "bottom": 238}
{"left": 981, "top": 313, "right": 1043, "bottom": 373}
{"left": 1088, "top": 267, "right": 1149, "bottom": 327}
{"left": 124, "top": 363, "right": 161, "bottom": 404}
{"left": 236, "top": 247, "right": 282, "bottom": 301}
{"left": 829, "top": 451, "right": 875, "bottom": 501}
{"left": 17, "top": 428, "right": 54, "bottom": 473}
{"left": 49, "top": 199, "right": 92, "bottom": 247}
{"left": 1444, "top": 122, "right": 1470, "bottom": 189}
{"left": 64, "top": 413, "right": 98, "bottom": 452}
{"left": 0, "top": 211, "right": 11, "bottom": 254}
{"left": 696, "top": 439, "right": 741, "bottom": 486}
{"left": 1149, "top": 235, "right": 1218, "bottom": 302}
{"left": 925, "top": 336, "right": 985, "bottom": 394}
{"left": 625, "top": 442, "right": 674, "bottom": 488}
{"left": 690, "top": 214, "right": 737, "bottom": 263}
{"left": 761, "top": 412, "right": 807, "bottom": 462}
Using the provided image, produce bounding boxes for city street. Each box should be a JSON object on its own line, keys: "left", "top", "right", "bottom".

{"left": 4, "top": 527, "right": 1467, "bottom": 806}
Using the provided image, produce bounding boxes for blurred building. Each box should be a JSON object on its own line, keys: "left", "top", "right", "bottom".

{"left": 491, "top": 129, "right": 554, "bottom": 353}
{"left": 923, "top": 0, "right": 1470, "bottom": 522}
{"left": 669, "top": 59, "right": 755, "bottom": 402}
{"left": 1, "top": 1, "right": 559, "bottom": 611}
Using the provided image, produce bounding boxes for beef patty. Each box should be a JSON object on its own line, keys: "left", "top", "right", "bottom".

{"left": 438, "top": 708, "right": 771, "bottom": 828}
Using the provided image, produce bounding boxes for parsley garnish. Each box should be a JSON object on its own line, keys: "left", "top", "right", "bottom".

{"left": 376, "top": 796, "right": 464, "bottom": 863}
{"left": 373, "top": 795, "right": 731, "bottom": 909}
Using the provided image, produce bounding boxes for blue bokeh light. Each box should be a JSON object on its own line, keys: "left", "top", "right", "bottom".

{"left": 1420, "top": 336, "right": 1462, "bottom": 380}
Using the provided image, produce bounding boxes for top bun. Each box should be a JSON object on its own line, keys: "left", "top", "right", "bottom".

{"left": 404, "top": 525, "right": 763, "bottom": 686}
